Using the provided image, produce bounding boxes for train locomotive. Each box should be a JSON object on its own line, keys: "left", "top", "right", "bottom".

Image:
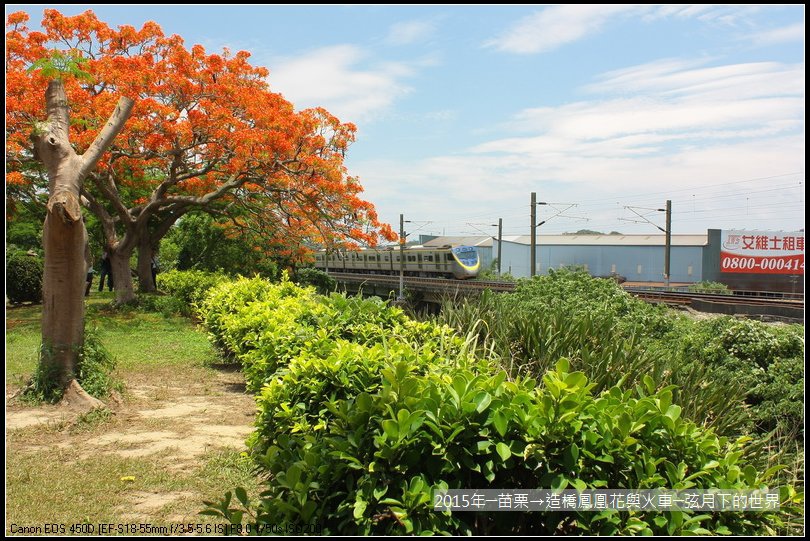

{"left": 314, "top": 245, "right": 480, "bottom": 279}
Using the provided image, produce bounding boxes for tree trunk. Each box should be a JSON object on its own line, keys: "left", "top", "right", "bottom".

{"left": 137, "top": 237, "right": 156, "bottom": 293}
{"left": 110, "top": 245, "right": 136, "bottom": 304}
{"left": 32, "top": 79, "right": 133, "bottom": 403}
{"left": 41, "top": 184, "right": 88, "bottom": 390}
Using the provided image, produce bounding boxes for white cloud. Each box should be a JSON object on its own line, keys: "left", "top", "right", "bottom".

{"left": 585, "top": 58, "right": 805, "bottom": 100}
{"left": 644, "top": 5, "right": 763, "bottom": 25}
{"left": 485, "top": 5, "right": 637, "bottom": 54}
{"left": 645, "top": 5, "right": 715, "bottom": 20}
{"left": 354, "top": 58, "right": 805, "bottom": 235}
{"left": 486, "top": 5, "right": 777, "bottom": 55}
{"left": 386, "top": 19, "right": 437, "bottom": 45}
{"left": 357, "top": 135, "right": 805, "bottom": 236}
{"left": 477, "top": 60, "right": 804, "bottom": 161}
{"left": 269, "top": 45, "right": 416, "bottom": 123}
{"left": 749, "top": 22, "right": 805, "bottom": 46}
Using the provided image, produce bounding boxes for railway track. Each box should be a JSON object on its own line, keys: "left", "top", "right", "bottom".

{"left": 623, "top": 288, "right": 804, "bottom": 308}
{"left": 329, "top": 272, "right": 804, "bottom": 315}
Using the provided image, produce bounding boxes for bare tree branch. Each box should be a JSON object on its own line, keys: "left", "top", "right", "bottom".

{"left": 77, "top": 95, "right": 135, "bottom": 179}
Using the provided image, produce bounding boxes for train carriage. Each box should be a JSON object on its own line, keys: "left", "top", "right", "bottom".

{"left": 314, "top": 245, "right": 480, "bottom": 279}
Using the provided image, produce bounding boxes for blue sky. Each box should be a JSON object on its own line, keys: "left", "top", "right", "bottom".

{"left": 9, "top": 5, "right": 805, "bottom": 237}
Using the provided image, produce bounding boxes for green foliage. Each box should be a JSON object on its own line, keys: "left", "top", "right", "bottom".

{"left": 27, "top": 51, "right": 93, "bottom": 81}
{"left": 6, "top": 250, "right": 44, "bottom": 304}
{"left": 136, "top": 293, "right": 189, "bottom": 318}
{"left": 206, "top": 358, "right": 798, "bottom": 535}
{"left": 511, "top": 269, "right": 671, "bottom": 338}
{"left": 671, "top": 317, "right": 804, "bottom": 435}
{"left": 437, "top": 269, "right": 804, "bottom": 440}
{"left": 26, "top": 345, "right": 65, "bottom": 403}
{"left": 161, "top": 213, "right": 278, "bottom": 279}
{"left": 475, "top": 265, "right": 517, "bottom": 282}
{"left": 76, "top": 327, "right": 121, "bottom": 399}
{"left": 196, "top": 273, "right": 798, "bottom": 535}
{"left": 294, "top": 267, "right": 336, "bottom": 294}
{"left": 198, "top": 275, "right": 292, "bottom": 358}
{"left": 27, "top": 328, "right": 119, "bottom": 403}
{"left": 687, "top": 281, "right": 732, "bottom": 294}
{"left": 199, "top": 274, "right": 463, "bottom": 392}
{"left": 156, "top": 269, "right": 229, "bottom": 316}
{"left": 438, "top": 271, "right": 672, "bottom": 394}
{"left": 7, "top": 221, "right": 42, "bottom": 251}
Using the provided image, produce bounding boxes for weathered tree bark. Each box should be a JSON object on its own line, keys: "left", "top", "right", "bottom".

{"left": 109, "top": 245, "right": 136, "bottom": 303}
{"left": 135, "top": 216, "right": 178, "bottom": 293}
{"left": 136, "top": 236, "right": 157, "bottom": 292}
{"left": 32, "top": 79, "right": 133, "bottom": 405}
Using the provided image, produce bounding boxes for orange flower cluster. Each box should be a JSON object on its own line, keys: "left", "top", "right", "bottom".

{"left": 6, "top": 10, "right": 396, "bottom": 262}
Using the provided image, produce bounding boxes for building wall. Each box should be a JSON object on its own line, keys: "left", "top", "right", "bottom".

{"left": 702, "top": 229, "right": 804, "bottom": 293}
{"left": 477, "top": 246, "right": 493, "bottom": 274}
{"left": 496, "top": 240, "right": 703, "bottom": 282}
{"left": 498, "top": 240, "right": 531, "bottom": 278}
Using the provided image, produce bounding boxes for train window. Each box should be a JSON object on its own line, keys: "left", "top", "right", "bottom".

{"left": 384, "top": 256, "right": 390, "bottom": 261}
{"left": 424, "top": 255, "right": 433, "bottom": 262}
{"left": 446, "top": 254, "right": 453, "bottom": 261}
{"left": 407, "top": 255, "right": 416, "bottom": 262}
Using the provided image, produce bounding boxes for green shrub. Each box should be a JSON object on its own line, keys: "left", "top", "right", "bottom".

{"left": 687, "top": 281, "right": 732, "bottom": 294}
{"left": 7, "top": 221, "right": 42, "bottom": 251}
{"left": 437, "top": 270, "right": 803, "bottom": 439}
{"left": 75, "top": 327, "right": 121, "bottom": 398}
{"left": 200, "top": 275, "right": 464, "bottom": 392}
{"left": 156, "top": 269, "right": 229, "bottom": 313}
{"left": 295, "top": 267, "right": 336, "bottom": 294}
{"left": 198, "top": 274, "right": 307, "bottom": 360}
{"left": 196, "top": 273, "right": 800, "bottom": 535}
{"left": 137, "top": 293, "right": 189, "bottom": 318}
{"left": 6, "top": 251, "right": 44, "bottom": 304}
{"left": 207, "top": 360, "right": 798, "bottom": 535}
{"left": 674, "top": 317, "right": 804, "bottom": 435}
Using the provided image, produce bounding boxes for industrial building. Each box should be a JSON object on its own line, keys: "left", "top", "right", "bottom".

{"left": 419, "top": 229, "right": 803, "bottom": 293}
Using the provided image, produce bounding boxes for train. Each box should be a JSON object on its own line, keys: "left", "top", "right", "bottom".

{"left": 314, "top": 245, "right": 480, "bottom": 279}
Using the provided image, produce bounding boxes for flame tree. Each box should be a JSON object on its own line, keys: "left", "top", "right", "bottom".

{"left": 6, "top": 10, "right": 395, "bottom": 400}
{"left": 7, "top": 10, "right": 395, "bottom": 305}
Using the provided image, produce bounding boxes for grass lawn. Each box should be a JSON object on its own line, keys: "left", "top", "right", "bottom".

{"left": 5, "top": 293, "right": 261, "bottom": 533}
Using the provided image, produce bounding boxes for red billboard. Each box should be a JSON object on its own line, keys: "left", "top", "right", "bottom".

{"left": 720, "top": 230, "right": 804, "bottom": 275}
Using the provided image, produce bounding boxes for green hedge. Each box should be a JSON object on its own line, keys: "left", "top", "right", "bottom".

{"left": 199, "top": 275, "right": 800, "bottom": 535}
{"left": 199, "top": 275, "right": 464, "bottom": 392}
{"left": 156, "top": 269, "right": 229, "bottom": 310}
{"left": 6, "top": 251, "right": 43, "bottom": 304}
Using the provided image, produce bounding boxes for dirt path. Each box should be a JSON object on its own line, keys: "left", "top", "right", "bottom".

{"left": 5, "top": 364, "right": 256, "bottom": 526}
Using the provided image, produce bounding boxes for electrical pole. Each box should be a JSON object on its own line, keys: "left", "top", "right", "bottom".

{"left": 498, "top": 218, "right": 503, "bottom": 278}
{"left": 664, "top": 199, "right": 672, "bottom": 287}
{"left": 621, "top": 201, "right": 673, "bottom": 287}
{"left": 530, "top": 192, "right": 536, "bottom": 277}
{"left": 399, "top": 213, "right": 405, "bottom": 300}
